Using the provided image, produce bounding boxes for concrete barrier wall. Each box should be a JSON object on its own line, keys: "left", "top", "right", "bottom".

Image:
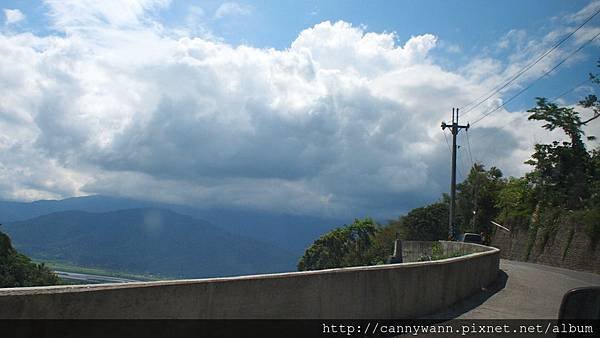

{"left": 401, "top": 241, "right": 436, "bottom": 262}
{"left": 0, "top": 242, "right": 500, "bottom": 319}
{"left": 400, "top": 240, "right": 490, "bottom": 262}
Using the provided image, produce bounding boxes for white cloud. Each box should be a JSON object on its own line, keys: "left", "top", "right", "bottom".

{"left": 445, "top": 43, "right": 461, "bottom": 53}
{"left": 3, "top": 8, "right": 25, "bottom": 25}
{"left": 0, "top": 1, "right": 597, "bottom": 219}
{"left": 43, "top": 0, "right": 170, "bottom": 30}
{"left": 214, "top": 2, "right": 251, "bottom": 19}
{"left": 569, "top": 0, "right": 600, "bottom": 23}
{"left": 459, "top": 7, "right": 600, "bottom": 128}
{"left": 497, "top": 29, "right": 527, "bottom": 50}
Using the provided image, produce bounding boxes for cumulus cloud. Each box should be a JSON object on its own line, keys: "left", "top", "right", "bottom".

{"left": 3, "top": 9, "right": 25, "bottom": 25}
{"left": 0, "top": 1, "right": 597, "bottom": 219}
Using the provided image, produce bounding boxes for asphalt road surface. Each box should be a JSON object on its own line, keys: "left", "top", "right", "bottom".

{"left": 428, "top": 259, "right": 600, "bottom": 319}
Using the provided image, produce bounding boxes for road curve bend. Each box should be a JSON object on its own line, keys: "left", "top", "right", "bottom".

{"left": 428, "top": 259, "right": 600, "bottom": 319}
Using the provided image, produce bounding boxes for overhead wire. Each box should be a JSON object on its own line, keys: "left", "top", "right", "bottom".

{"left": 547, "top": 77, "right": 599, "bottom": 125}
{"left": 443, "top": 129, "right": 451, "bottom": 153}
{"left": 442, "top": 8, "right": 600, "bottom": 201}
{"left": 465, "top": 129, "right": 474, "bottom": 167}
{"left": 469, "top": 30, "right": 600, "bottom": 126}
{"left": 458, "top": 144, "right": 469, "bottom": 180}
{"left": 459, "top": 7, "right": 600, "bottom": 118}
{"left": 468, "top": 76, "right": 596, "bottom": 166}
{"left": 442, "top": 129, "right": 464, "bottom": 181}
{"left": 549, "top": 77, "right": 592, "bottom": 102}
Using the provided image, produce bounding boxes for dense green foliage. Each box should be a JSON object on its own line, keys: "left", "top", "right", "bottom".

{"left": 298, "top": 203, "right": 451, "bottom": 270}
{"left": 0, "top": 230, "right": 59, "bottom": 287}
{"left": 456, "top": 164, "right": 504, "bottom": 236}
{"left": 391, "top": 202, "right": 449, "bottom": 241}
{"left": 495, "top": 177, "right": 536, "bottom": 228}
{"left": 297, "top": 218, "right": 380, "bottom": 271}
{"left": 526, "top": 98, "right": 594, "bottom": 209}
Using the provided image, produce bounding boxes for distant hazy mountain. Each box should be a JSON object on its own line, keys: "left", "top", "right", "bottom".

{"left": 0, "top": 195, "right": 160, "bottom": 222}
{"left": 3, "top": 208, "right": 297, "bottom": 278}
{"left": 0, "top": 195, "right": 345, "bottom": 256}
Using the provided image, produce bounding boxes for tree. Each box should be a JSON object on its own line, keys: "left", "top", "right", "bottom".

{"left": 495, "top": 176, "right": 536, "bottom": 228}
{"left": 526, "top": 98, "right": 594, "bottom": 209}
{"left": 588, "top": 147, "right": 600, "bottom": 207}
{"left": 456, "top": 164, "right": 504, "bottom": 236}
{"left": 0, "top": 230, "right": 59, "bottom": 287}
{"left": 578, "top": 59, "right": 600, "bottom": 125}
{"left": 297, "top": 218, "right": 380, "bottom": 271}
{"left": 391, "top": 202, "right": 449, "bottom": 241}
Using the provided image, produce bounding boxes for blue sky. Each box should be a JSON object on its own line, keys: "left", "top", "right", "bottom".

{"left": 1, "top": 0, "right": 599, "bottom": 219}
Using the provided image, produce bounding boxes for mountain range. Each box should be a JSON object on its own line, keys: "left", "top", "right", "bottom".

{"left": 0, "top": 195, "right": 346, "bottom": 278}
{"left": 3, "top": 208, "right": 298, "bottom": 278}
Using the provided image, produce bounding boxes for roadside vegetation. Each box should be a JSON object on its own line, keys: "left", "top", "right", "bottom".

{"left": 0, "top": 230, "right": 59, "bottom": 287}
{"left": 299, "top": 61, "right": 600, "bottom": 271}
{"left": 418, "top": 243, "right": 462, "bottom": 262}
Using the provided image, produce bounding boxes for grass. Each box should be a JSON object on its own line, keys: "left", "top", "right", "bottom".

{"left": 418, "top": 243, "right": 463, "bottom": 262}
{"left": 31, "top": 259, "right": 165, "bottom": 282}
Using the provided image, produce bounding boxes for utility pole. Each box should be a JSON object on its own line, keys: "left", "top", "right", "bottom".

{"left": 441, "top": 108, "right": 469, "bottom": 240}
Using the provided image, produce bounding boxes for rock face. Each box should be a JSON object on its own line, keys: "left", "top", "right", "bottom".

{"left": 491, "top": 221, "right": 600, "bottom": 274}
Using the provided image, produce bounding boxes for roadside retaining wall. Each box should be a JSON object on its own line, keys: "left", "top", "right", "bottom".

{"left": 492, "top": 223, "right": 600, "bottom": 274}
{"left": 0, "top": 241, "right": 500, "bottom": 319}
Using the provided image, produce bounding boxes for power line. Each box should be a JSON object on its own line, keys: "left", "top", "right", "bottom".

{"left": 444, "top": 128, "right": 465, "bottom": 178}
{"left": 470, "top": 30, "right": 600, "bottom": 126}
{"left": 465, "top": 129, "right": 474, "bottom": 166}
{"left": 459, "top": 145, "right": 469, "bottom": 179}
{"left": 549, "top": 77, "right": 592, "bottom": 103}
{"left": 552, "top": 76, "right": 598, "bottom": 124}
{"left": 443, "top": 129, "right": 451, "bottom": 153}
{"left": 467, "top": 76, "right": 597, "bottom": 165}
{"left": 460, "top": 7, "right": 600, "bottom": 117}
{"left": 463, "top": 75, "right": 597, "bottom": 171}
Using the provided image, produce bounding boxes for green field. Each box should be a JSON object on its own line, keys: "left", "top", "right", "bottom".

{"left": 31, "top": 259, "right": 165, "bottom": 282}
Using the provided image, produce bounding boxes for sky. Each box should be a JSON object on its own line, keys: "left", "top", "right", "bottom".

{"left": 0, "top": 0, "right": 599, "bottom": 220}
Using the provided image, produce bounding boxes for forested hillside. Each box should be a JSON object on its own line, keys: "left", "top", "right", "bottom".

{"left": 0, "top": 195, "right": 341, "bottom": 257}
{"left": 0, "top": 230, "right": 59, "bottom": 287}
{"left": 4, "top": 208, "right": 297, "bottom": 278}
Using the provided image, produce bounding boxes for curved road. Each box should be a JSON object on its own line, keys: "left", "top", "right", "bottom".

{"left": 429, "top": 259, "right": 600, "bottom": 319}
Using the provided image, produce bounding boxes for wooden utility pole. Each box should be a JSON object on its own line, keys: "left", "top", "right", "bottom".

{"left": 441, "top": 108, "right": 469, "bottom": 240}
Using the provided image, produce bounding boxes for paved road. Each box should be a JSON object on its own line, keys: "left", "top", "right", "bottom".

{"left": 428, "top": 259, "right": 600, "bottom": 319}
